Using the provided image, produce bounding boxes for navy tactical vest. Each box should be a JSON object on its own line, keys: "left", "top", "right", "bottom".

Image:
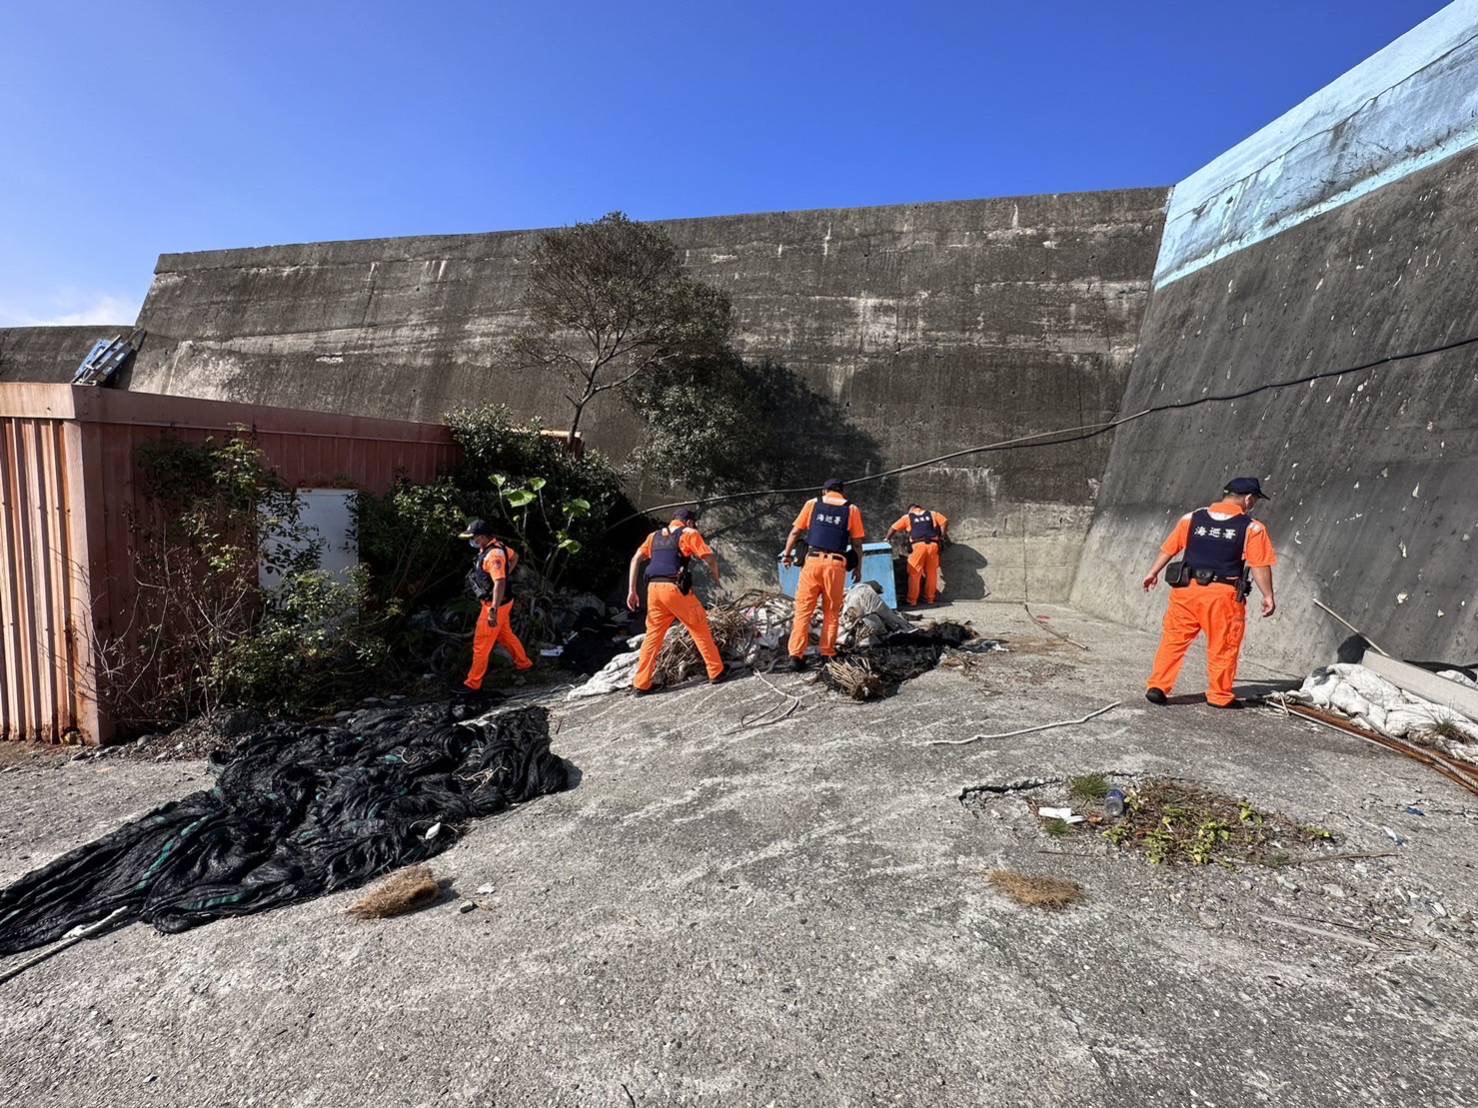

{"left": 646, "top": 527, "right": 689, "bottom": 581}
{"left": 908, "top": 510, "right": 940, "bottom": 542}
{"left": 466, "top": 541, "right": 515, "bottom": 601}
{"left": 806, "top": 498, "right": 851, "bottom": 554}
{"left": 1184, "top": 509, "right": 1250, "bottom": 580}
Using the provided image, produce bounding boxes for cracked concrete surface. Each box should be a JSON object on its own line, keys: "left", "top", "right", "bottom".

{"left": 2, "top": 602, "right": 1477, "bottom": 1106}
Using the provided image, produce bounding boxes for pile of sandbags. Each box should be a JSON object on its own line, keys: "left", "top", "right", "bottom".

{"left": 1291, "top": 663, "right": 1478, "bottom": 752}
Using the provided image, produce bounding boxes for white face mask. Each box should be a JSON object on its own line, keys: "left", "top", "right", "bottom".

{"left": 468, "top": 539, "right": 482, "bottom": 549}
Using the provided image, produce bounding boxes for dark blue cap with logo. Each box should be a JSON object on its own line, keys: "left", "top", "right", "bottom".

{"left": 822, "top": 477, "right": 844, "bottom": 492}
{"left": 674, "top": 507, "right": 698, "bottom": 522}
{"left": 458, "top": 517, "right": 495, "bottom": 538}
{"left": 1225, "top": 477, "right": 1270, "bottom": 500}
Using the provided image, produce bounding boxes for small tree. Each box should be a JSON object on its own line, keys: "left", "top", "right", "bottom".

{"left": 511, "top": 211, "right": 733, "bottom": 439}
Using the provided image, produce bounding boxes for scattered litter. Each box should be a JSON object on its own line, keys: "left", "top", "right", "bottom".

{"left": 476, "top": 883, "right": 495, "bottom": 895}
{"left": 0, "top": 703, "right": 568, "bottom": 958}
{"left": 821, "top": 623, "right": 980, "bottom": 700}
{"left": 1037, "top": 807, "right": 1084, "bottom": 824}
{"left": 986, "top": 870, "right": 1083, "bottom": 910}
{"left": 540, "top": 647, "right": 564, "bottom": 658}
{"left": 458, "top": 900, "right": 478, "bottom": 914}
{"left": 1104, "top": 789, "right": 1127, "bottom": 818}
{"left": 1090, "top": 777, "right": 1335, "bottom": 867}
{"left": 839, "top": 582, "right": 913, "bottom": 648}
{"left": 347, "top": 866, "right": 441, "bottom": 920}
{"left": 1405, "top": 805, "right": 1425, "bottom": 817}
{"left": 423, "top": 822, "right": 444, "bottom": 841}
{"left": 1383, "top": 826, "right": 1406, "bottom": 846}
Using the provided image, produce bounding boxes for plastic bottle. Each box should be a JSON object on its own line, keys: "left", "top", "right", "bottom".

{"left": 1104, "top": 788, "right": 1126, "bottom": 818}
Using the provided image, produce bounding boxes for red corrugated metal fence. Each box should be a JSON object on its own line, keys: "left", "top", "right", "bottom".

{"left": 0, "top": 384, "right": 459, "bottom": 745}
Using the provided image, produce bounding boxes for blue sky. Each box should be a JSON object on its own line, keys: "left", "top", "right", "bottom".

{"left": 0, "top": 0, "right": 1452, "bottom": 326}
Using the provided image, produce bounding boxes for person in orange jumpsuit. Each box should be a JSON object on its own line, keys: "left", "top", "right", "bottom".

{"left": 627, "top": 507, "right": 727, "bottom": 695}
{"left": 781, "top": 478, "right": 865, "bottom": 671}
{"left": 1141, "top": 477, "right": 1278, "bottom": 709}
{"left": 887, "top": 503, "right": 951, "bottom": 604}
{"left": 461, "top": 518, "right": 533, "bottom": 693}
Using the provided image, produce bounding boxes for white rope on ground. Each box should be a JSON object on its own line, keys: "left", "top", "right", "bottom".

{"left": 0, "top": 907, "right": 128, "bottom": 987}
{"left": 929, "top": 701, "right": 1122, "bottom": 747}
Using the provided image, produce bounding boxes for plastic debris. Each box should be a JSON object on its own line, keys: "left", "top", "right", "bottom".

{"left": 1038, "top": 807, "right": 1085, "bottom": 825}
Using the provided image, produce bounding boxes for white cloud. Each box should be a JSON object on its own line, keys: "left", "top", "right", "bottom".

{"left": 0, "top": 292, "right": 142, "bottom": 328}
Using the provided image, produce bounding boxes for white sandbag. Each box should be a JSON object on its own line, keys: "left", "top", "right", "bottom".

{"left": 1338, "top": 665, "right": 1406, "bottom": 711}
{"left": 1328, "top": 683, "right": 1373, "bottom": 723}
{"left": 566, "top": 650, "right": 640, "bottom": 700}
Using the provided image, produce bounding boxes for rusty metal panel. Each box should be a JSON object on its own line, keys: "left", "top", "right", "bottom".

{"left": 0, "top": 414, "right": 84, "bottom": 743}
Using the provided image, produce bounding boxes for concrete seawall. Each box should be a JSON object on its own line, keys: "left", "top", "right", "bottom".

{"left": 0, "top": 326, "right": 132, "bottom": 385}
{"left": 126, "top": 190, "right": 1169, "bottom": 599}
{"left": 1075, "top": 4, "right": 1478, "bottom": 672}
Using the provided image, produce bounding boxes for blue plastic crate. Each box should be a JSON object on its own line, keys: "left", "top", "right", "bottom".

{"left": 776, "top": 542, "right": 898, "bottom": 609}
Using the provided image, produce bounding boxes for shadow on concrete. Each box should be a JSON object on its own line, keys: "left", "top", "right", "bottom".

{"left": 941, "top": 544, "right": 991, "bottom": 601}
{"left": 690, "top": 357, "right": 894, "bottom": 585}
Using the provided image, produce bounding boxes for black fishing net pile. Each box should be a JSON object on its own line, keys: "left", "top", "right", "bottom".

{"left": 0, "top": 702, "right": 568, "bottom": 958}
{"left": 820, "top": 622, "right": 978, "bottom": 699}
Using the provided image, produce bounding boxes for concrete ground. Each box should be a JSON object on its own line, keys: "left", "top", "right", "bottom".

{"left": 2, "top": 602, "right": 1477, "bottom": 1107}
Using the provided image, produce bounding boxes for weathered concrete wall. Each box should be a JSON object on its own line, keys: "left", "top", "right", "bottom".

{"left": 1075, "top": 4, "right": 1478, "bottom": 671}
{"left": 0, "top": 326, "right": 131, "bottom": 385}
{"left": 127, "top": 190, "right": 1168, "bottom": 598}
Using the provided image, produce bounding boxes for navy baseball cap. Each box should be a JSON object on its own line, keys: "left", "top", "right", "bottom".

{"left": 674, "top": 507, "right": 698, "bottom": 522}
{"left": 458, "top": 518, "right": 495, "bottom": 538}
{"left": 822, "top": 477, "right": 844, "bottom": 492}
{"left": 1225, "top": 477, "right": 1270, "bottom": 500}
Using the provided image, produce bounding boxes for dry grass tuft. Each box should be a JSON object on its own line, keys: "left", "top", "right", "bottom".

{"left": 347, "top": 864, "right": 440, "bottom": 919}
{"left": 986, "top": 869, "right": 1083, "bottom": 910}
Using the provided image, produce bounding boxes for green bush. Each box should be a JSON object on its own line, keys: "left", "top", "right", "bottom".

{"left": 445, "top": 403, "right": 629, "bottom": 589}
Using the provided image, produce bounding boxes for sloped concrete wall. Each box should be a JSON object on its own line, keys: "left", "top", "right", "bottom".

{"left": 0, "top": 326, "right": 131, "bottom": 385}
{"left": 127, "top": 190, "right": 1168, "bottom": 598}
{"left": 1075, "top": 4, "right": 1478, "bottom": 671}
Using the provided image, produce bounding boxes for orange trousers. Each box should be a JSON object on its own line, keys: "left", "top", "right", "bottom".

{"left": 789, "top": 556, "right": 847, "bottom": 658}
{"left": 633, "top": 582, "right": 725, "bottom": 690}
{"left": 1147, "top": 583, "right": 1247, "bottom": 706}
{"left": 906, "top": 540, "right": 941, "bottom": 604}
{"left": 464, "top": 599, "right": 533, "bottom": 690}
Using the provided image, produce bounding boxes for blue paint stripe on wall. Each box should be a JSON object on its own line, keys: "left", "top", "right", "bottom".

{"left": 1155, "top": 0, "right": 1478, "bottom": 289}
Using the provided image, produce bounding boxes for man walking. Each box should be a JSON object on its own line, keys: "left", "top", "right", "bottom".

{"left": 461, "top": 518, "right": 534, "bottom": 693}
{"left": 627, "top": 507, "right": 727, "bottom": 695}
{"left": 887, "top": 502, "right": 951, "bottom": 605}
{"left": 782, "top": 478, "right": 865, "bottom": 670}
{"left": 1140, "top": 477, "right": 1277, "bottom": 709}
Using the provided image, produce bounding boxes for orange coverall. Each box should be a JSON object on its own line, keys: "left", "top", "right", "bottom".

{"left": 464, "top": 541, "right": 533, "bottom": 691}
{"left": 888, "top": 510, "right": 950, "bottom": 604}
{"left": 788, "top": 494, "right": 866, "bottom": 659}
{"left": 633, "top": 523, "right": 725, "bottom": 691}
{"left": 1147, "top": 500, "right": 1276, "bottom": 706}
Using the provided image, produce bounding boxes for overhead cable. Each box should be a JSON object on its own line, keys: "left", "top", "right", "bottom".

{"left": 616, "top": 330, "right": 1478, "bottom": 527}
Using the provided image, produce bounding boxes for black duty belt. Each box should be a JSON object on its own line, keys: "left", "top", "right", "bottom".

{"left": 807, "top": 551, "right": 847, "bottom": 562}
